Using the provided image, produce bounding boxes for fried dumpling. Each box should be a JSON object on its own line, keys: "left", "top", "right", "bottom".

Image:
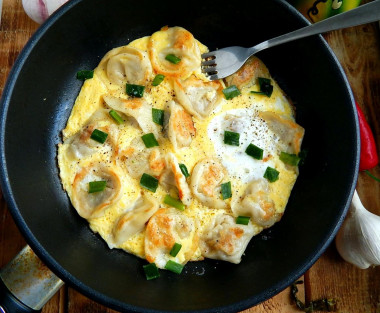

{"left": 259, "top": 111, "right": 304, "bottom": 154}
{"left": 145, "top": 208, "right": 198, "bottom": 268}
{"left": 225, "top": 56, "right": 270, "bottom": 90}
{"left": 200, "top": 214, "right": 255, "bottom": 264}
{"left": 148, "top": 27, "right": 201, "bottom": 79}
{"left": 174, "top": 76, "right": 223, "bottom": 119}
{"left": 232, "top": 179, "right": 280, "bottom": 228}
{"left": 103, "top": 95, "right": 159, "bottom": 137}
{"left": 112, "top": 194, "right": 159, "bottom": 246}
{"left": 97, "top": 46, "right": 152, "bottom": 87}
{"left": 119, "top": 137, "right": 165, "bottom": 179}
{"left": 190, "top": 157, "right": 228, "bottom": 210}
{"left": 72, "top": 163, "right": 123, "bottom": 219}
{"left": 159, "top": 153, "right": 192, "bottom": 205}
{"left": 67, "top": 109, "right": 119, "bottom": 160}
{"left": 167, "top": 101, "right": 196, "bottom": 149}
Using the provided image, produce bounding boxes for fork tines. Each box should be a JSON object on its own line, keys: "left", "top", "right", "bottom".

{"left": 201, "top": 52, "right": 218, "bottom": 79}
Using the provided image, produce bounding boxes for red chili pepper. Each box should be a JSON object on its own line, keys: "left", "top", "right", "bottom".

{"left": 356, "top": 101, "right": 379, "bottom": 171}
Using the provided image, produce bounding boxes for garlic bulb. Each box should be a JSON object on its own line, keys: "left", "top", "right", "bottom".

{"left": 335, "top": 190, "right": 380, "bottom": 269}
{"left": 22, "top": 0, "right": 68, "bottom": 24}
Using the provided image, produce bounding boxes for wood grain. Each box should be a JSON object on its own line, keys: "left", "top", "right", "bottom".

{"left": 0, "top": 0, "right": 379, "bottom": 312}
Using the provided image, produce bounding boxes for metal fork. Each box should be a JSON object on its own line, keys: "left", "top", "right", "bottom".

{"left": 201, "top": 0, "right": 380, "bottom": 81}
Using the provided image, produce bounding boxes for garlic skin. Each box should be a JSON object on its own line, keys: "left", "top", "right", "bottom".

{"left": 335, "top": 190, "right": 380, "bottom": 269}
{"left": 22, "top": 0, "right": 68, "bottom": 24}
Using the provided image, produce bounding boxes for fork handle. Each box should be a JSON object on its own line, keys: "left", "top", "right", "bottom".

{"left": 250, "top": 0, "right": 380, "bottom": 53}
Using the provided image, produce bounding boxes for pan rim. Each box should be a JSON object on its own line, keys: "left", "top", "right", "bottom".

{"left": 0, "top": 0, "right": 360, "bottom": 312}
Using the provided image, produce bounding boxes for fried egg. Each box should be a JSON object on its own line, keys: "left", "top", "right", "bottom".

{"left": 58, "top": 26, "right": 304, "bottom": 271}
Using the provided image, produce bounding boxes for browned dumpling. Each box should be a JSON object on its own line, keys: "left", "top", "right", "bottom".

{"left": 148, "top": 26, "right": 201, "bottom": 79}
{"left": 98, "top": 46, "right": 153, "bottom": 87}
{"left": 159, "top": 153, "right": 192, "bottom": 205}
{"left": 103, "top": 95, "right": 159, "bottom": 137}
{"left": 145, "top": 208, "right": 198, "bottom": 268}
{"left": 167, "top": 100, "right": 196, "bottom": 149}
{"left": 259, "top": 111, "right": 305, "bottom": 154}
{"left": 174, "top": 76, "right": 223, "bottom": 119}
{"left": 225, "top": 56, "right": 270, "bottom": 89}
{"left": 232, "top": 179, "right": 280, "bottom": 228}
{"left": 200, "top": 214, "right": 255, "bottom": 264}
{"left": 67, "top": 109, "right": 119, "bottom": 160}
{"left": 112, "top": 195, "right": 159, "bottom": 246}
{"left": 72, "top": 163, "right": 123, "bottom": 219}
{"left": 119, "top": 137, "right": 165, "bottom": 179}
{"left": 190, "top": 158, "right": 228, "bottom": 210}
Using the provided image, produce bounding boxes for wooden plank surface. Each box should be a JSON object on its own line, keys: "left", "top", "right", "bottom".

{"left": 0, "top": 1, "right": 379, "bottom": 312}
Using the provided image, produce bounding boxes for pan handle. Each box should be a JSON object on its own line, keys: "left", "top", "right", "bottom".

{"left": 0, "top": 246, "right": 64, "bottom": 313}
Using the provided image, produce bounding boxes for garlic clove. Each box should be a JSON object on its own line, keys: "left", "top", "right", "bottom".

{"left": 22, "top": 0, "right": 68, "bottom": 24}
{"left": 335, "top": 190, "right": 380, "bottom": 269}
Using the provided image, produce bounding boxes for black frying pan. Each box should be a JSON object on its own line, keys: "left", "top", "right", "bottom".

{"left": 0, "top": 0, "right": 359, "bottom": 312}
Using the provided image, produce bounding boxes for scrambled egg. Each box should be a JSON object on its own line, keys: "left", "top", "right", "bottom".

{"left": 58, "top": 26, "right": 304, "bottom": 269}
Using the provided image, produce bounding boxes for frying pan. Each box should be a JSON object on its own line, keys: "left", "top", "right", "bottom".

{"left": 0, "top": 0, "right": 359, "bottom": 312}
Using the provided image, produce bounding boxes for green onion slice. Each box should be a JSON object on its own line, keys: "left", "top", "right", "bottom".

{"left": 165, "top": 260, "right": 184, "bottom": 274}
{"left": 236, "top": 216, "right": 250, "bottom": 225}
{"left": 126, "top": 84, "right": 145, "bottom": 98}
{"left": 164, "top": 195, "right": 185, "bottom": 211}
{"left": 109, "top": 109, "right": 124, "bottom": 124}
{"left": 165, "top": 54, "right": 181, "bottom": 64}
{"left": 142, "top": 133, "right": 159, "bottom": 148}
{"left": 280, "top": 151, "right": 301, "bottom": 166}
{"left": 152, "top": 74, "right": 165, "bottom": 86}
{"left": 245, "top": 143, "right": 264, "bottom": 160}
{"left": 258, "top": 77, "right": 273, "bottom": 97}
{"left": 179, "top": 163, "right": 190, "bottom": 178}
{"left": 169, "top": 243, "right": 182, "bottom": 257}
{"left": 140, "top": 173, "right": 159, "bottom": 192}
{"left": 76, "top": 70, "right": 93, "bottom": 80}
{"left": 88, "top": 181, "right": 107, "bottom": 193}
{"left": 221, "top": 182, "right": 232, "bottom": 200}
{"left": 143, "top": 263, "right": 160, "bottom": 280}
{"left": 298, "top": 149, "right": 308, "bottom": 166}
{"left": 152, "top": 108, "right": 164, "bottom": 126}
{"left": 224, "top": 130, "right": 240, "bottom": 146}
{"left": 90, "top": 129, "right": 108, "bottom": 144}
{"left": 222, "top": 85, "right": 241, "bottom": 100}
{"left": 263, "top": 166, "right": 280, "bottom": 182}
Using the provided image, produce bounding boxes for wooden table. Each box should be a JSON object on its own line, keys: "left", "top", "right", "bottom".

{"left": 1, "top": 1, "right": 379, "bottom": 312}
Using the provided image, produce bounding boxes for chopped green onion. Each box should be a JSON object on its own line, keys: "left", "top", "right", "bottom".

{"left": 169, "top": 243, "right": 182, "bottom": 257}
{"left": 90, "top": 129, "right": 108, "bottom": 144}
{"left": 140, "top": 173, "right": 159, "bottom": 192}
{"left": 264, "top": 166, "right": 280, "bottom": 182}
{"left": 76, "top": 70, "right": 93, "bottom": 80}
{"left": 365, "top": 170, "right": 380, "bottom": 182}
{"left": 141, "top": 133, "right": 159, "bottom": 148}
{"left": 164, "top": 195, "right": 185, "bottom": 211}
{"left": 224, "top": 130, "right": 240, "bottom": 146}
{"left": 245, "top": 143, "right": 263, "bottom": 160}
{"left": 236, "top": 216, "right": 250, "bottom": 225}
{"left": 165, "top": 54, "right": 181, "bottom": 64}
{"left": 143, "top": 263, "right": 160, "bottom": 280}
{"left": 152, "top": 108, "right": 164, "bottom": 126}
{"left": 250, "top": 91, "right": 268, "bottom": 96}
{"left": 126, "top": 84, "right": 145, "bottom": 98}
{"left": 109, "top": 109, "right": 124, "bottom": 124}
{"left": 222, "top": 85, "right": 241, "bottom": 100}
{"left": 165, "top": 260, "right": 184, "bottom": 274}
{"left": 88, "top": 181, "right": 107, "bottom": 193}
{"left": 179, "top": 163, "right": 190, "bottom": 178}
{"left": 152, "top": 74, "right": 165, "bottom": 86}
{"left": 258, "top": 77, "right": 273, "bottom": 97}
{"left": 280, "top": 151, "right": 301, "bottom": 166}
{"left": 221, "top": 182, "right": 232, "bottom": 200}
